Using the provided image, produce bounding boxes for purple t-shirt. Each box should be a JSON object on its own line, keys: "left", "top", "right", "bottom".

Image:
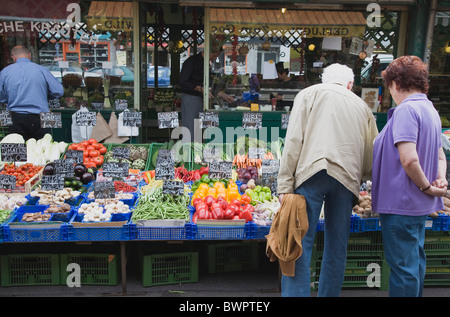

{"left": 372, "top": 93, "right": 444, "bottom": 216}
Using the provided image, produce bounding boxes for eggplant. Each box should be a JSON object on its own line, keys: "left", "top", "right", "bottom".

{"left": 81, "top": 172, "right": 94, "bottom": 185}
{"left": 74, "top": 163, "right": 87, "bottom": 177}
{"left": 43, "top": 162, "right": 55, "bottom": 175}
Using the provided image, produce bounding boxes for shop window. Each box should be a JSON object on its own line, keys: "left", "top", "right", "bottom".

{"left": 429, "top": 12, "right": 450, "bottom": 127}
{"left": 0, "top": 0, "right": 136, "bottom": 111}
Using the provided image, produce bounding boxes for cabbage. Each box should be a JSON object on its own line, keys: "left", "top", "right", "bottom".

{"left": 0, "top": 133, "right": 25, "bottom": 144}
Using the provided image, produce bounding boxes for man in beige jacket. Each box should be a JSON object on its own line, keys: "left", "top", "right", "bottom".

{"left": 277, "top": 63, "right": 378, "bottom": 297}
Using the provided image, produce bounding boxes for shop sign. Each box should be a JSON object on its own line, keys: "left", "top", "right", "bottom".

{"left": 210, "top": 23, "right": 365, "bottom": 38}
{"left": 87, "top": 18, "right": 133, "bottom": 32}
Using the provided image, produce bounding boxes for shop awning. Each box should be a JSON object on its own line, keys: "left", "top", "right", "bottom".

{"left": 86, "top": 1, "right": 133, "bottom": 32}
{"left": 0, "top": 0, "right": 74, "bottom": 21}
{"left": 210, "top": 8, "right": 367, "bottom": 38}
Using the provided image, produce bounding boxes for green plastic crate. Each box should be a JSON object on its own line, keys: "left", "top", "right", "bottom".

{"left": 315, "top": 231, "right": 384, "bottom": 257}
{"left": 142, "top": 252, "right": 198, "bottom": 287}
{"left": 0, "top": 254, "right": 60, "bottom": 286}
{"left": 60, "top": 253, "right": 119, "bottom": 286}
{"left": 424, "top": 255, "right": 450, "bottom": 286}
{"left": 312, "top": 256, "right": 387, "bottom": 290}
{"left": 207, "top": 242, "right": 259, "bottom": 274}
{"left": 424, "top": 231, "right": 450, "bottom": 256}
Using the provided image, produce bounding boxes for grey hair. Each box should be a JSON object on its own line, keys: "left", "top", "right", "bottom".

{"left": 321, "top": 63, "right": 354, "bottom": 86}
{"left": 11, "top": 45, "right": 30, "bottom": 57}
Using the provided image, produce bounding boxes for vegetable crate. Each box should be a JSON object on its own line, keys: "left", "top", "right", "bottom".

{"left": 424, "top": 231, "right": 450, "bottom": 256}
{"left": 424, "top": 255, "right": 450, "bottom": 286}
{"left": 66, "top": 212, "right": 137, "bottom": 241}
{"left": 187, "top": 222, "right": 254, "bottom": 240}
{"left": 315, "top": 231, "right": 384, "bottom": 258}
{"left": 135, "top": 221, "right": 188, "bottom": 240}
{"left": 207, "top": 241, "right": 259, "bottom": 273}
{"left": 2, "top": 205, "right": 74, "bottom": 242}
{"left": 0, "top": 253, "right": 60, "bottom": 286}
{"left": 60, "top": 253, "right": 119, "bottom": 285}
{"left": 104, "top": 143, "right": 151, "bottom": 172}
{"left": 311, "top": 256, "right": 388, "bottom": 290}
{"left": 142, "top": 252, "right": 198, "bottom": 287}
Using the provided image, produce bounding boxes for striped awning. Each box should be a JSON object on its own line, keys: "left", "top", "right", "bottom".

{"left": 210, "top": 8, "right": 367, "bottom": 37}
{"left": 86, "top": 1, "right": 133, "bottom": 31}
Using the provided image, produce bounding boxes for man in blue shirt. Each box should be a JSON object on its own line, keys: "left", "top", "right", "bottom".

{"left": 0, "top": 45, "right": 63, "bottom": 140}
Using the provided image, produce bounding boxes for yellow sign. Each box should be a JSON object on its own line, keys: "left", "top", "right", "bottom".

{"left": 210, "top": 23, "right": 365, "bottom": 38}
{"left": 87, "top": 17, "right": 133, "bottom": 31}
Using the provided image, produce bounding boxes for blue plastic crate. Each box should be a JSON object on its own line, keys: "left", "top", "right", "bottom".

{"left": 441, "top": 215, "right": 450, "bottom": 231}
{"left": 425, "top": 216, "right": 443, "bottom": 231}
{"left": 84, "top": 192, "right": 137, "bottom": 206}
{"left": 2, "top": 205, "right": 72, "bottom": 242}
{"left": 252, "top": 224, "right": 270, "bottom": 239}
{"left": 360, "top": 217, "right": 381, "bottom": 232}
{"left": 186, "top": 222, "right": 254, "bottom": 240}
{"left": 66, "top": 212, "right": 136, "bottom": 241}
{"left": 135, "top": 222, "right": 188, "bottom": 240}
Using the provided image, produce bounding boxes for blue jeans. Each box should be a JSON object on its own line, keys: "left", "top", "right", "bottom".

{"left": 379, "top": 213, "right": 427, "bottom": 297}
{"left": 281, "top": 170, "right": 354, "bottom": 297}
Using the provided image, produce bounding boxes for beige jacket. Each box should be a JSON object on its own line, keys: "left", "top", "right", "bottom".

{"left": 266, "top": 193, "right": 308, "bottom": 276}
{"left": 277, "top": 83, "right": 378, "bottom": 198}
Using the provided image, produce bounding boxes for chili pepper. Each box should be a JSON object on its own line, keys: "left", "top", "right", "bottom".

{"left": 114, "top": 181, "right": 136, "bottom": 192}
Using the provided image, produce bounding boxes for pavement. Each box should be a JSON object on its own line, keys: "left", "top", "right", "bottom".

{"left": 0, "top": 240, "right": 449, "bottom": 298}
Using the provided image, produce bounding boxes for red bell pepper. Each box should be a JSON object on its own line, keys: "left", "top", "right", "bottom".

{"left": 217, "top": 196, "right": 228, "bottom": 210}
{"left": 239, "top": 209, "right": 253, "bottom": 222}
{"left": 224, "top": 207, "right": 235, "bottom": 219}
{"left": 204, "top": 195, "right": 216, "bottom": 207}
{"left": 211, "top": 207, "right": 224, "bottom": 219}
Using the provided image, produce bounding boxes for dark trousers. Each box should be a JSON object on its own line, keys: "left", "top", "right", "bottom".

{"left": 9, "top": 112, "right": 49, "bottom": 141}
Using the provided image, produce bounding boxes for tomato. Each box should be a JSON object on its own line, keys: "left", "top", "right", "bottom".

{"left": 98, "top": 146, "right": 107, "bottom": 154}
{"left": 80, "top": 140, "right": 89, "bottom": 147}
{"left": 83, "top": 150, "right": 89, "bottom": 157}
{"left": 85, "top": 161, "right": 96, "bottom": 168}
{"left": 86, "top": 145, "right": 95, "bottom": 151}
{"left": 89, "top": 150, "right": 100, "bottom": 158}
{"left": 68, "top": 143, "right": 78, "bottom": 150}
{"left": 92, "top": 143, "right": 101, "bottom": 150}
{"left": 77, "top": 145, "right": 86, "bottom": 151}
{"left": 88, "top": 138, "right": 98, "bottom": 145}
{"left": 93, "top": 156, "right": 104, "bottom": 166}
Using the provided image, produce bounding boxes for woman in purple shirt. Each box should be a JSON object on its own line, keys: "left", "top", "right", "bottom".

{"left": 372, "top": 56, "right": 447, "bottom": 297}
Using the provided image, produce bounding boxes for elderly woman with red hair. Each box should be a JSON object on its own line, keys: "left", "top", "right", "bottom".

{"left": 371, "top": 56, "right": 447, "bottom": 297}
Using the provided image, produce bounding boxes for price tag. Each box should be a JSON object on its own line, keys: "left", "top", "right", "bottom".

{"left": 41, "top": 175, "right": 64, "bottom": 191}
{"left": 242, "top": 112, "right": 262, "bottom": 129}
{"left": 115, "top": 99, "right": 128, "bottom": 111}
{"left": 199, "top": 111, "right": 219, "bottom": 128}
{"left": 163, "top": 180, "right": 184, "bottom": 195}
{"left": 103, "top": 162, "right": 129, "bottom": 178}
{"left": 208, "top": 161, "right": 232, "bottom": 180}
{"left": 75, "top": 110, "right": 96, "bottom": 126}
{"left": 65, "top": 150, "right": 84, "bottom": 163}
{"left": 53, "top": 159, "right": 74, "bottom": 177}
{"left": 91, "top": 102, "right": 104, "bottom": 110}
{"left": 123, "top": 111, "right": 142, "bottom": 127}
{"left": 0, "top": 110, "right": 13, "bottom": 126}
{"left": 155, "top": 149, "right": 175, "bottom": 180}
{"left": 281, "top": 113, "right": 290, "bottom": 130}
{"left": 248, "top": 147, "right": 266, "bottom": 159}
{"left": 0, "top": 174, "right": 16, "bottom": 190}
{"left": 112, "top": 147, "right": 130, "bottom": 159}
{"left": 1, "top": 143, "right": 27, "bottom": 162}
{"left": 261, "top": 159, "right": 280, "bottom": 195}
{"left": 202, "top": 146, "right": 221, "bottom": 163}
{"left": 48, "top": 98, "right": 61, "bottom": 109}
{"left": 94, "top": 181, "right": 115, "bottom": 199}
{"left": 40, "top": 112, "right": 62, "bottom": 129}
{"left": 158, "top": 111, "right": 179, "bottom": 129}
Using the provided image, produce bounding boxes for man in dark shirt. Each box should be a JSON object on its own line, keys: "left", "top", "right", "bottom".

{"left": 179, "top": 46, "right": 234, "bottom": 142}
